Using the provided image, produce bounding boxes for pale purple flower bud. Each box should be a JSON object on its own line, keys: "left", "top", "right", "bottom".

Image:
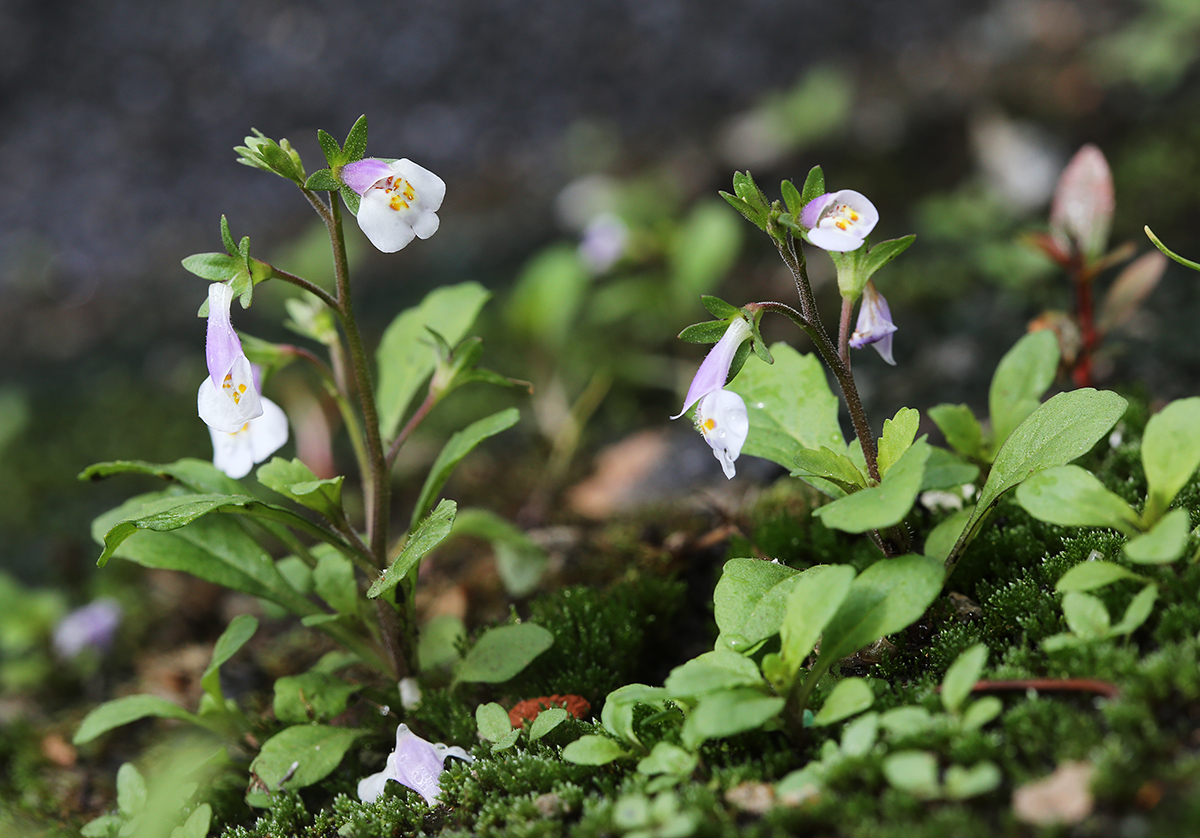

{"left": 1050, "top": 144, "right": 1114, "bottom": 263}
{"left": 695, "top": 389, "right": 749, "bottom": 479}
{"left": 342, "top": 158, "right": 445, "bottom": 253}
{"left": 198, "top": 283, "right": 263, "bottom": 433}
{"left": 849, "top": 281, "right": 897, "bottom": 365}
{"left": 672, "top": 318, "right": 752, "bottom": 420}
{"left": 799, "top": 190, "right": 878, "bottom": 252}
{"left": 579, "top": 212, "right": 629, "bottom": 273}
{"left": 357, "top": 723, "right": 474, "bottom": 806}
{"left": 54, "top": 598, "right": 122, "bottom": 659}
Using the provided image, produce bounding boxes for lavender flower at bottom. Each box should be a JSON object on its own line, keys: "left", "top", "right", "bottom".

{"left": 849, "top": 281, "right": 897, "bottom": 366}
{"left": 357, "top": 723, "right": 474, "bottom": 806}
{"left": 53, "top": 598, "right": 122, "bottom": 659}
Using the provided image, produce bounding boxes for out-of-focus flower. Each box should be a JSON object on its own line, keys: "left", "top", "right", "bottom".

{"left": 208, "top": 389, "right": 288, "bottom": 479}
{"left": 695, "top": 389, "right": 749, "bottom": 479}
{"left": 198, "top": 283, "right": 263, "bottom": 433}
{"left": 849, "top": 281, "right": 897, "bottom": 365}
{"left": 578, "top": 212, "right": 629, "bottom": 273}
{"left": 341, "top": 158, "right": 445, "bottom": 253}
{"left": 54, "top": 598, "right": 122, "bottom": 659}
{"left": 673, "top": 318, "right": 752, "bottom": 419}
{"left": 357, "top": 723, "right": 474, "bottom": 806}
{"left": 799, "top": 190, "right": 878, "bottom": 252}
{"left": 399, "top": 677, "right": 422, "bottom": 711}
{"left": 1050, "top": 144, "right": 1113, "bottom": 264}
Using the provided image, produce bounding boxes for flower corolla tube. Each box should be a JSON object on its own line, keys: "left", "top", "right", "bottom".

{"left": 673, "top": 318, "right": 753, "bottom": 478}
{"left": 799, "top": 189, "right": 878, "bottom": 252}
{"left": 198, "top": 282, "right": 262, "bottom": 432}
{"left": 341, "top": 158, "right": 445, "bottom": 253}
{"left": 849, "top": 281, "right": 897, "bottom": 365}
{"left": 357, "top": 723, "right": 474, "bottom": 806}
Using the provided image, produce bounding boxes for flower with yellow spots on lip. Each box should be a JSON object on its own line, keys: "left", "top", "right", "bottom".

{"left": 208, "top": 389, "right": 289, "bottom": 479}
{"left": 341, "top": 158, "right": 445, "bottom": 253}
{"left": 800, "top": 189, "right": 878, "bottom": 252}
{"left": 197, "top": 282, "right": 263, "bottom": 433}
{"left": 673, "top": 317, "right": 753, "bottom": 478}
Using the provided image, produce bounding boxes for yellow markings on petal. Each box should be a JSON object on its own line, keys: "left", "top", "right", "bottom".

{"left": 701, "top": 418, "right": 717, "bottom": 433}
{"left": 374, "top": 175, "right": 420, "bottom": 214}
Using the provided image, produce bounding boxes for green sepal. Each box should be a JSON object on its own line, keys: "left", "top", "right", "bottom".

{"left": 182, "top": 253, "right": 242, "bottom": 281}
{"left": 340, "top": 185, "right": 361, "bottom": 217}
{"left": 368, "top": 499, "right": 457, "bottom": 599}
{"left": 317, "top": 128, "right": 343, "bottom": 168}
{"left": 719, "top": 190, "right": 766, "bottom": 231}
{"left": 678, "top": 321, "right": 729, "bottom": 344}
{"left": 702, "top": 295, "right": 741, "bottom": 319}
{"left": 799, "top": 165, "right": 826, "bottom": 207}
{"left": 234, "top": 129, "right": 306, "bottom": 184}
{"left": 220, "top": 215, "right": 237, "bottom": 256}
{"left": 727, "top": 338, "right": 754, "bottom": 382}
{"left": 775, "top": 212, "right": 800, "bottom": 233}
{"left": 731, "top": 171, "right": 769, "bottom": 213}
{"left": 781, "top": 179, "right": 804, "bottom": 216}
{"left": 342, "top": 115, "right": 369, "bottom": 163}
{"left": 861, "top": 235, "right": 916, "bottom": 279}
{"left": 304, "top": 168, "right": 339, "bottom": 191}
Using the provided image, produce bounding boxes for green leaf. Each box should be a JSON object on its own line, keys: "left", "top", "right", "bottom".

{"left": 813, "top": 438, "right": 931, "bottom": 532}
{"left": 638, "top": 742, "right": 698, "bottom": 776}
{"left": 883, "top": 751, "right": 940, "bottom": 799}
{"left": 988, "top": 330, "right": 1060, "bottom": 451}
{"left": 878, "top": 407, "right": 920, "bottom": 476}
{"left": 924, "top": 506, "right": 974, "bottom": 562}
{"left": 678, "top": 320, "right": 730, "bottom": 344}
{"left": 602, "top": 684, "right": 667, "bottom": 747}
{"left": 728, "top": 343, "right": 845, "bottom": 480}
{"left": 170, "top": 803, "right": 212, "bottom": 838}
{"left": 732, "top": 171, "right": 769, "bottom": 212}
{"left": 940, "top": 643, "right": 987, "bottom": 714}
{"left": 219, "top": 215, "right": 237, "bottom": 256}
{"left": 182, "top": 253, "right": 242, "bottom": 281}
{"left": 960, "top": 695, "right": 1002, "bottom": 731}
{"left": 840, "top": 712, "right": 879, "bottom": 757}
{"left": 1056, "top": 561, "right": 1147, "bottom": 592}
{"left": 701, "top": 295, "right": 741, "bottom": 320}
{"left": 719, "top": 191, "right": 765, "bottom": 231}
{"left": 250, "top": 725, "right": 362, "bottom": 790}
{"left": 411, "top": 409, "right": 519, "bottom": 528}
{"left": 1141, "top": 397, "right": 1200, "bottom": 524}
{"left": 452, "top": 508, "right": 548, "bottom": 598}
{"left": 1015, "top": 465, "right": 1140, "bottom": 535}
{"left": 257, "top": 458, "right": 344, "bottom": 522}
{"left": 779, "top": 564, "right": 856, "bottom": 680}
{"left": 817, "top": 555, "right": 944, "bottom": 664}
{"left": 791, "top": 447, "right": 868, "bottom": 496}
{"left": 504, "top": 245, "right": 588, "bottom": 350}
{"left": 1113, "top": 584, "right": 1158, "bottom": 635}
{"left": 368, "top": 500, "right": 456, "bottom": 599}
{"left": 879, "top": 706, "right": 935, "bottom": 738}
{"left": 419, "top": 614, "right": 467, "bottom": 670}
{"left": 860, "top": 235, "right": 916, "bottom": 280}
{"left": 683, "top": 689, "right": 784, "bottom": 747}
{"left": 1061, "top": 591, "right": 1110, "bottom": 638}
{"left": 664, "top": 650, "right": 764, "bottom": 699}
{"left": 669, "top": 201, "right": 744, "bottom": 304}
{"left": 342, "top": 115, "right": 369, "bottom": 162}
{"left": 377, "top": 282, "right": 491, "bottom": 437}
{"left": 1124, "top": 507, "right": 1191, "bottom": 564}
{"left": 944, "top": 762, "right": 1001, "bottom": 800}
{"left": 274, "top": 672, "right": 358, "bottom": 724}
{"left": 454, "top": 622, "right": 553, "bottom": 684}
{"left": 921, "top": 446, "right": 980, "bottom": 491}
{"left": 201, "top": 613, "right": 258, "bottom": 703}
{"left": 304, "top": 169, "right": 339, "bottom": 191}
{"left": 117, "top": 762, "right": 147, "bottom": 817}
{"left": 82, "top": 457, "right": 250, "bottom": 495}
{"left": 528, "top": 707, "right": 571, "bottom": 741}
{"left": 74, "top": 695, "right": 201, "bottom": 744}
{"left": 812, "top": 678, "right": 874, "bottom": 726}
{"left": 928, "top": 403, "right": 985, "bottom": 461}
{"left": 949, "top": 389, "right": 1128, "bottom": 572}
{"left": 475, "top": 702, "right": 514, "bottom": 742}
{"left": 562, "top": 735, "right": 629, "bottom": 765}
{"left": 317, "top": 128, "right": 342, "bottom": 167}
{"left": 799, "top": 165, "right": 826, "bottom": 208}
{"left": 712, "top": 558, "right": 799, "bottom": 648}
{"left": 312, "top": 547, "right": 359, "bottom": 617}
{"left": 780, "top": 179, "right": 803, "bottom": 216}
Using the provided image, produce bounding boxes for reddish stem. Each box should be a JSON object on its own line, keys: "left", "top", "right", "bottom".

{"left": 967, "top": 677, "right": 1119, "bottom": 699}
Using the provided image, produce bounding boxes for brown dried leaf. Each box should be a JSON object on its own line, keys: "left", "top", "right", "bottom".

{"left": 1098, "top": 251, "right": 1168, "bottom": 334}
{"left": 1012, "top": 760, "right": 1095, "bottom": 826}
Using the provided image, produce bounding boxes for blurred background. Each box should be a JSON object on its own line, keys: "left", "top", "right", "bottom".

{"left": 2, "top": 0, "right": 1200, "bottom": 597}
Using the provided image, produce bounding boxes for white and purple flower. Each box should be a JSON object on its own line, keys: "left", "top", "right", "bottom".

{"left": 800, "top": 190, "right": 878, "bottom": 252}
{"left": 357, "top": 723, "right": 474, "bottom": 806}
{"left": 208, "top": 384, "right": 289, "bottom": 479}
{"left": 849, "top": 281, "right": 897, "bottom": 365}
{"left": 341, "top": 158, "right": 445, "bottom": 253}
{"left": 198, "top": 282, "right": 263, "bottom": 433}
{"left": 673, "top": 318, "right": 752, "bottom": 479}
{"left": 54, "top": 598, "right": 122, "bottom": 660}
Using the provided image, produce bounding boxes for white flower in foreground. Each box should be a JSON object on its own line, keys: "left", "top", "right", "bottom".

{"left": 695, "top": 389, "right": 750, "bottom": 479}
{"left": 357, "top": 723, "right": 474, "bottom": 806}
{"left": 341, "top": 158, "right": 445, "bottom": 252}
{"left": 197, "top": 282, "right": 262, "bottom": 433}
{"left": 849, "top": 281, "right": 897, "bottom": 365}
{"left": 799, "top": 189, "right": 878, "bottom": 252}
{"left": 208, "top": 394, "right": 288, "bottom": 479}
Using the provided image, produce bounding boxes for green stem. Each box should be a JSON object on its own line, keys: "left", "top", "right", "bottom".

{"left": 386, "top": 387, "right": 438, "bottom": 470}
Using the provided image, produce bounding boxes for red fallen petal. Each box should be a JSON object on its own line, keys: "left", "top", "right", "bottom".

{"left": 508, "top": 694, "right": 591, "bottom": 728}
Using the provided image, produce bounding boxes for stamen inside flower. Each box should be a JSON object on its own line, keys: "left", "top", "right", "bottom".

{"left": 378, "top": 176, "right": 418, "bottom": 213}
